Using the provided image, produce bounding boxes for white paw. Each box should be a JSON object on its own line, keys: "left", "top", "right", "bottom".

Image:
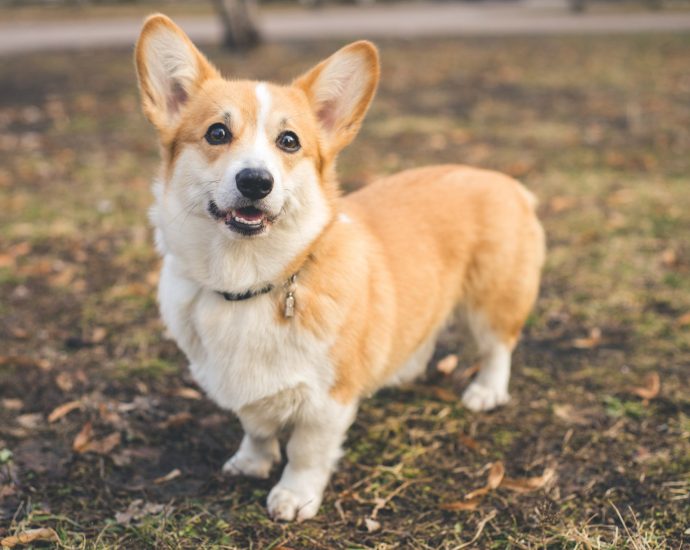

{"left": 267, "top": 484, "right": 322, "bottom": 522}
{"left": 222, "top": 446, "right": 279, "bottom": 479}
{"left": 462, "top": 382, "right": 510, "bottom": 412}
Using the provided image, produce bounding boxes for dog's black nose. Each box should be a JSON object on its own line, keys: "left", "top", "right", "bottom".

{"left": 236, "top": 168, "right": 274, "bottom": 200}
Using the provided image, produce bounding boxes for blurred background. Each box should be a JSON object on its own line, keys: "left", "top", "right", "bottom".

{"left": 1, "top": 1, "right": 689, "bottom": 548}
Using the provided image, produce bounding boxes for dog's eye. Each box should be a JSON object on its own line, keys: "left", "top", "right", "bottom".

{"left": 205, "top": 123, "right": 232, "bottom": 145}
{"left": 276, "top": 131, "right": 300, "bottom": 153}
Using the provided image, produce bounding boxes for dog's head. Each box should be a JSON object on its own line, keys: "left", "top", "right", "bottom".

{"left": 135, "top": 15, "right": 379, "bottom": 251}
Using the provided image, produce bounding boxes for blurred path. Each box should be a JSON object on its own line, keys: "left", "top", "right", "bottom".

{"left": 2, "top": 1, "right": 690, "bottom": 55}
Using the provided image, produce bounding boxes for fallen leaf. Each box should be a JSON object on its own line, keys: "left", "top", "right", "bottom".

{"left": 16, "top": 413, "right": 42, "bottom": 430}
{"left": 0, "top": 254, "right": 14, "bottom": 268}
{"left": 487, "top": 461, "right": 505, "bottom": 489}
{"left": 500, "top": 466, "right": 556, "bottom": 493}
{"left": 111, "top": 446, "right": 161, "bottom": 467}
{"left": 436, "top": 354, "right": 459, "bottom": 375}
{"left": 98, "top": 403, "right": 125, "bottom": 428}
{"left": 1, "top": 398, "right": 23, "bottom": 411}
{"left": 457, "top": 363, "right": 481, "bottom": 382}
{"left": 439, "top": 497, "right": 481, "bottom": 511}
{"left": 504, "top": 160, "right": 534, "bottom": 178}
{"left": 458, "top": 433, "right": 485, "bottom": 454}
{"left": 91, "top": 327, "right": 107, "bottom": 343}
{"left": 678, "top": 312, "right": 690, "bottom": 327}
{"left": 48, "top": 400, "right": 82, "bottom": 423}
{"left": 158, "top": 412, "right": 193, "bottom": 429}
{"left": 173, "top": 387, "right": 202, "bottom": 400}
{"left": 55, "top": 372, "right": 75, "bottom": 392}
{"left": 199, "top": 413, "right": 226, "bottom": 428}
{"left": 153, "top": 468, "right": 181, "bottom": 484}
{"left": 0, "top": 355, "right": 50, "bottom": 370}
{"left": 629, "top": 372, "right": 660, "bottom": 401}
{"left": 107, "top": 282, "right": 151, "bottom": 300}
{"left": 660, "top": 248, "right": 677, "bottom": 267}
{"left": 8, "top": 241, "right": 31, "bottom": 258}
{"left": 9, "top": 327, "right": 28, "bottom": 340}
{"left": 364, "top": 517, "right": 381, "bottom": 532}
{"left": 549, "top": 196, "right": 577, "bottom": 213}
{"left": 146, "top": 270, "right": 160, "bottom": 286}
{"left": 553, "top": 404, "right": 591, "bottom": 426}
{"left": 464, "top": 486, "right": 490, "bottom": 500}
{"left": 72, "top": 421, "right": 93, "bottom": 452}
{"left": 431, "top": 386, "right": 457, "bottom": 402}
{"left": 82, "top": 432, "right": 121, "bottom": 455}
{"left": 572, "top": 327, "right": 602, "bottom": 349}
{"left": 0, "top": 528, "right": 59, "bottom": 548}
{"left": 464, "top": 461, "right": 505, "bottom": 500}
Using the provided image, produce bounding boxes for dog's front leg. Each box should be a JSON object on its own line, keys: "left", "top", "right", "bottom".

{"left": 267, "top": 398, "right": 357, "bottom": 522}
{"left": 223, "top": 415, "right": 281, "bottom": 479}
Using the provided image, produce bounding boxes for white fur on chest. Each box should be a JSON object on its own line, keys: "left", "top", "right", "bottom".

{"left": 158, "top": 255, "right": 334, "bottom": 412}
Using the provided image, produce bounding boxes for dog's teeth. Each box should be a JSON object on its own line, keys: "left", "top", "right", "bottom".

{"left": 233, "top": 215, "right": 263, "bottom": 225}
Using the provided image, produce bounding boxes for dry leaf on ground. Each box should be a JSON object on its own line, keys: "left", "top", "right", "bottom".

{"left": 158, "top": 412, "right": 193, "bottom": 429}
{"left": 553, "top": 404, "right": 591, "bottom": 426}
{"left": 364, "top": 517, "right": 381, "bottom": 532}
{"left": 629, "top": 372, "right": 660, "bottom": 401}
{"left": 436, "top": 354, "right": 459, "bottom": 375}
{"left": 16, "top": 413, "right": 42, "bottom": 430}
{"left": 72, "top": 421, "right": 93, "bottom": 452}
{"left": 1, "top": 398, "right": 23, "bottom": 411}
{"left": 572, "top": 327, "right": 602, "bottom": 349}
{"left": 439, "top": 497, "right": 481, "bottom": 511}
{"left": 501, "top": 466, "right": 556, "bottom": 493}
{"left": 153, "top": 468, "right": 181, "bottom": 485}
{"left": 48, "top": 400, "right": 82, "bottom": 423}
{"left": 465, "top": 461, "right": 505, "bottom": 500}
{"left": 458, "top": 433, "right": 485, "bottom": 455}
{"left": 430, "top": 386, "right": 457, "bottom": 402}
{"left": 81, "top": 432, "right": 121, "bottom": 455}
{"left": 487, "top": 461, "right": 505, "bottom": 489}
{"left": 456, "top": 363, "right": 480, "bottom": 382}
{"left": 0, "top": 528, "right": 59, "bottom": 548}
{"left": 91, "top": 327, "right": 107, "bottom": 343}
{"left": 173, "top": 387, "right": 202, "bottom": 400}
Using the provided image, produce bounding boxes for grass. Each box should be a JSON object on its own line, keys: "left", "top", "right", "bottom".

{"left": 1, "top": 32, "right": 689, "bottom": 548}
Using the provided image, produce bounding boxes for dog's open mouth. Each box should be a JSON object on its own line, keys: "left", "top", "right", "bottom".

{"left": 208, "top": 201, "right": 271, "bottom": 236}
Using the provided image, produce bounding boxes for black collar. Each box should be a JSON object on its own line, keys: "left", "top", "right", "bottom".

{"left": 215, "top": 272, "right": 298, "bottom": 304}
{"left": 217, "top": 283, "right": 274, "bottom": 302}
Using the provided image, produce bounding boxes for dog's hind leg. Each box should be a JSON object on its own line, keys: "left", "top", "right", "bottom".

{"left": 461, "top": 310, "right": 513, "bottom": 412}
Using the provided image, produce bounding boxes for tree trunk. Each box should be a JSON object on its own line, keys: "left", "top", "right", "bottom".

{"left": 569, "top": 0, "right": 587, "bottom": 13}
{"left": 212, "top": 0, "right": 260, "bottom": 50}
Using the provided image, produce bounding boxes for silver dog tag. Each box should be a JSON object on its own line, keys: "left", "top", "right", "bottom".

{"left": 284, "top": 292, "right": 295, "bottom": 318}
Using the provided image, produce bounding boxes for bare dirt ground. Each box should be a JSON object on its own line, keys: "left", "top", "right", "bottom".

{"left": 0, "top": 33, "right": 689, "bottom": 548}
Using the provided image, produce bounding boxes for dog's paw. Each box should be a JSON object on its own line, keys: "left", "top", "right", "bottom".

{"left": 222, "top": 446, "right": 279, "bottom": 479}
{"left": 462, "top": 382, "right": 510, "bottom": 412}
{"left": 267, "top": 484, "right": 322, "bottom": 522}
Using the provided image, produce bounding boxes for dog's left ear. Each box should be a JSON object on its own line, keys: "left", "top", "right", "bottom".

{"left": 135, "top": 14, "right": 220, "bottom": 134}
{"left": 293, "top": 41, "right": 380, "bottom": 155}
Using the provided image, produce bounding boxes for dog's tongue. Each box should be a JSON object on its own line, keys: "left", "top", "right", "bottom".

{"left": 235, "top": 206, "right": 264, "bottom": 221}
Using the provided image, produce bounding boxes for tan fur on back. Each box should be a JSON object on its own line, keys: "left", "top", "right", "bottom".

{"left": 290, "top": 165, "right": 545, "bottom": 402}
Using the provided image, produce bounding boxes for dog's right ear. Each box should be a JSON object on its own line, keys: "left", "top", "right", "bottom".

{"left": 135, "top": 14, "right": 219, "bottom": 133}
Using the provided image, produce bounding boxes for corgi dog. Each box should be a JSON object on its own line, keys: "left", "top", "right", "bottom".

{"left": 135, "top": 14, "right": 545, "bottom": 522}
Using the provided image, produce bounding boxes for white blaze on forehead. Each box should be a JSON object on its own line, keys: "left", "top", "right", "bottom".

{"left": 255, "top": 82, "right": 271, "bottom": 143}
